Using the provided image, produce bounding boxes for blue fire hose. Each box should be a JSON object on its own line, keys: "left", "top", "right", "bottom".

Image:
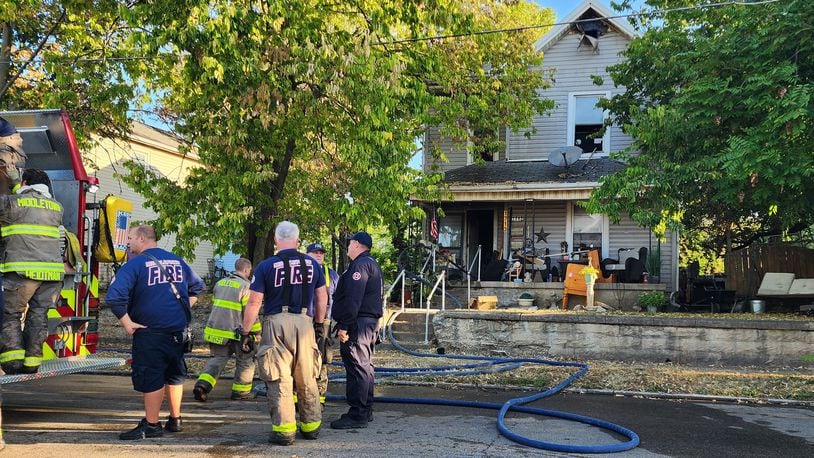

{"left": 326, "top": 311, "right": 639, "bottom": 454}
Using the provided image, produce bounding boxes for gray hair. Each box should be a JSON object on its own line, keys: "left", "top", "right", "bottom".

{"left": 275, "top": 221, "right": 299, "bottom": 242}
{"left": 235, "top": 257, "right": 252, "bottom": 272}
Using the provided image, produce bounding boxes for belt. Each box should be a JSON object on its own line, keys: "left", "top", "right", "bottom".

{"left": 266, "top": 306, "right": 309, "bottom": 315}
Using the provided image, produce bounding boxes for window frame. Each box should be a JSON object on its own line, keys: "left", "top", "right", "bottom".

{"left": 566, "top": 91, "right": 611, "bottom": 157}
{"left": 565, "top": 201, "right": 609, "bottom": 259}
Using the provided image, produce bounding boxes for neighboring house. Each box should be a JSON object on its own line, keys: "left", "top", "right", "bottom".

{"left": 87, "top": 122, "right": 216, "bottom": 284}
{"left": 421, "top": 0, "right": 678, "bottom": 290}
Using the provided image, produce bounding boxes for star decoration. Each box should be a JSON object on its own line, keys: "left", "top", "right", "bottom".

{"left": 535, "top": 226, "right": 550, "bottom": 243}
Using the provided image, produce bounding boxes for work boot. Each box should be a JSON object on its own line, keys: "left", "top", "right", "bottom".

{"left": 20, "top": 365, "right": 39, "bottom": 375}
{"left": 330, "top": 413, "right": 368, "bottom": 430}
{"left": 119, "top": 418, "right": 164, "bottom": 440}
{"left": 269, "top": 432, "right": 295, "bottom": 446}
{"left": 193, "top": 385, "right": 208, "bottom": 402}
{"left": 164, "top": 416, "right": 183, "bottom": 432}
{"left": 0, "top": 362, "right": 21, "bottom": 375}
{"left": 230, "top": 390, "right": 252, "bottom": 401}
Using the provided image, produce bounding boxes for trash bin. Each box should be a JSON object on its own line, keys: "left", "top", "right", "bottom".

{"left": 748, "top": 299, "right": 765, "bottom": 314}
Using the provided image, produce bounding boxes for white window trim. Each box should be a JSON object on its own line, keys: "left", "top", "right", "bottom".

{"left": 567, "top": 201, "right": 610, "bottom": 259}
{"left": 466, "top": 126, "right": 503, "bottom": 164}
{"left": 567, "top": 91, "right": 612, "bottom": 157}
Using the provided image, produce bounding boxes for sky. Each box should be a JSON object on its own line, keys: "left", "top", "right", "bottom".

{"left": 542, "top": 0, "right": 648, "bottom": 19}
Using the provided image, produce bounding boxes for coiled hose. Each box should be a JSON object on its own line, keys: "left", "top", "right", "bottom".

{"left": 326, "top": 310, "right": 639, "bottom": 454}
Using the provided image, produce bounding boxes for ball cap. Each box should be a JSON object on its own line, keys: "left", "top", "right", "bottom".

{"left": 347, "top": 231, "right": 373, "bottom": 248}
{"left": 0, "top": 117, "right": 17, "bottom": 137}
{"left": 306, "top": 242, "right": 325, "bottom": 253}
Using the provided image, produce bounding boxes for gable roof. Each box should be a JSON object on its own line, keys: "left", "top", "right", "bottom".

{"left": 535, "top": 0, "right": 637, "bottom": 53}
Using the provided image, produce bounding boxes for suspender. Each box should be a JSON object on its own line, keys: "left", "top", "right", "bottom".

{"left": 278, "top": 251, "right": 308, "bottom": 311}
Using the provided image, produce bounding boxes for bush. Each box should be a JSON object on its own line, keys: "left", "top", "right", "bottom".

{"left": 638, "top": 291, "right": 667, "bottom": 309}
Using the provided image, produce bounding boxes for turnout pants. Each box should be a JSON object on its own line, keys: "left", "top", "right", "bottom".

{"left": 0, "top": 273, "right": 62, "bottom": 373}
{"left": 256, "top": 311, "right": 321, "bottom": 439}
{"left": 339, "top": 316, "right": 379, "bottom": 421}
{"left": 316, "top": 321, "right": 333, "bottom": 403}
{"left": 196, "top": 340, "right": 258, "bottom": 394}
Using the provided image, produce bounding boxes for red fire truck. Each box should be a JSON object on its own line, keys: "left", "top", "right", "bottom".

{"left": 0, "top": 109, "right": 129, "bottom": 384}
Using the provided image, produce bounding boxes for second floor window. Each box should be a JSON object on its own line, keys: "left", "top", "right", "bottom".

{"left": 568, "top": 92, "right": 609, "bottom": 155}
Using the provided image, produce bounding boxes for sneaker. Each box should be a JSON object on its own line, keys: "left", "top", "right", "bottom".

{"left": 193, "top": 385, "right": 208, "bottom": 402}
{"left": 269, "top": 432, "right": 295, "bottom": 446}
{"left": 164, "top": 416, "right": 183, "bottom": 432}
{"left": 119, "top": 418, "right": 164, "bottom": 440}
{"left": 330, "top": 414, "right": 368, "bottom": 430}
{"left": 230, "top": 390, "right": 252, "bottom": 400}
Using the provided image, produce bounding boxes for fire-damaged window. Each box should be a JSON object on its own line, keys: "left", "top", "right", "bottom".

{"left": 573, "top": 9, "right": 609, "bottom": 52}
{"left": 567, "top": 92, "right": 609, "bottom": 155}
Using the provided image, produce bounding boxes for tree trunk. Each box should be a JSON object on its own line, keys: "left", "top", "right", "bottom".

{"left": 0, "top": 22, "right": 11, "bottom": 103}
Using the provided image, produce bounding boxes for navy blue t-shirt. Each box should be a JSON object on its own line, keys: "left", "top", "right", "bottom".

{"left": 106, "top": 247, "right": 205, "bottom": 331}
{"left": 250, "top": 248, "right": 326, "bottom": 316}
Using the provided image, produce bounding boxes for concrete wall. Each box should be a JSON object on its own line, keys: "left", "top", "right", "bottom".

{"left": 451, "top": 281, "right": 666, "bottom": 311}
{"left": 432, "top": 311, "right": 814, "bottom": 366}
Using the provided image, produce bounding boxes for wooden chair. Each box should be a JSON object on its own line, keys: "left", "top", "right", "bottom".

{"left": 561, "top": 249, "right": 612, "bottom": 309}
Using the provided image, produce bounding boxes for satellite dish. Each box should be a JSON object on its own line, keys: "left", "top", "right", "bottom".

{"left": 548, "top": 146, "right": 583, "bottom": 167}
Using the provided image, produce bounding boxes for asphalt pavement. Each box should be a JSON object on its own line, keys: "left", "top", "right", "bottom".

{"left": 1, "top": 374, "right": 812, "bottom": 457}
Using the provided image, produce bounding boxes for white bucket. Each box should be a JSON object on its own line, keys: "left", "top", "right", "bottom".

{"left": 749, "top": 300, "right": 765, "bottom": 314}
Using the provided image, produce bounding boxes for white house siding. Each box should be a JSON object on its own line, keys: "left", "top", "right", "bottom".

{"left": 424, "top": 125, "right": 469, "bottom": 173}
{"left": 608, "top": 215, "right": 675, "bottom": 288}
{"left": 506, "top": 201, "right": 568, "bottom": 256}
{"left": 508, "top": 31, "right": 634, "bottom": 161}
{"left": 86, "top": 127, "right": 215, "bottom": 284}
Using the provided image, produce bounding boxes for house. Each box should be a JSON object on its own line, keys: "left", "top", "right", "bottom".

{"left": 420, "top": 0, "right": 678, "bottom": 292}
{"left": 87, "top": 122, "right": 217, "bottom": 284}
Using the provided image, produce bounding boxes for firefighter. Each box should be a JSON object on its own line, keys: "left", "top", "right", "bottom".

{"left": 193, "top": 257, "right": 259, "bottom": 401}
{"left": 240, "top": 221, "right": 327, "bottom": 446}
{"left": 306, "top": 242, "right": 340, "bottom": 404}
{"left": 0, "top": 168, "right": 64, "bottom": 375}
{"left": 330, "top": 231, "right": 383, "bottom": 430}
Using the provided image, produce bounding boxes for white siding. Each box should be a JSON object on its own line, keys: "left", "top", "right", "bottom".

{"left": 86, "top": 132, "right": 215, "bottom": 283}
{"left": 506, "top": 201, "right": 567, "bottom": 255}
{"left": 424, "top": 125, "right": 468, "bottom": 173}
{"left": 508, "top": 31, "right": 635, "bottom": 161}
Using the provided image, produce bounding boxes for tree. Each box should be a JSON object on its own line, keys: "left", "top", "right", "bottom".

{"left": 588, "top": 0, "right": 814, "bottom": 255}
{"left": 0, "top": 0, "right": 143, "bottom": 147}
{"left": 121, "top": 0, "right": 554, "bottom": 264}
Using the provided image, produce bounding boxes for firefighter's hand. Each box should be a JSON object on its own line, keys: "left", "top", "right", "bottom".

{"left": 337, "top": 329, "right": 349, "bottom": 344}
{"left": 240, "top": 334, "right": 256, "bottom": 353}
{"left": 120, "top": 316, "right": 146, "bottom": 336}
{"left": 3, "top": 165, "right": 20, "bottom": 185}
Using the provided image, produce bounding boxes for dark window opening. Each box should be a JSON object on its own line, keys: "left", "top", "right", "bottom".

{"left": 575, "top": 124, "right": 603, "bottom": 153}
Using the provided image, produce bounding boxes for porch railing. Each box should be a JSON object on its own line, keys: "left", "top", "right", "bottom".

{"left": 424, "top": 270, "right": 446, "bottom": 344}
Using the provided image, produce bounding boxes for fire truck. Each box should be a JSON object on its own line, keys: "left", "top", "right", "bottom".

{"left": 0, "top": 109, "right": 129, "bottom": 384}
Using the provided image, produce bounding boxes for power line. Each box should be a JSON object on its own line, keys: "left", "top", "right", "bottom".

{"left": 0, "top": 0, "right": 783, "bottom": 65}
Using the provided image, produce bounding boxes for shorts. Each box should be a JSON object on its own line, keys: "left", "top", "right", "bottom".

{"left": 131, "top": 329, "right": 187, "bottom": 393}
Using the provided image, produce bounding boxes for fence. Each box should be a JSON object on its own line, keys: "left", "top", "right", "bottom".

{"left": 725, "top": 243, "right": 814, "bottom": 297}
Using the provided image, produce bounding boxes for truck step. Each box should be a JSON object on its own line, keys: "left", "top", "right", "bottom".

{"left": 0, "top": 355, "right": 126, "bottom": 385}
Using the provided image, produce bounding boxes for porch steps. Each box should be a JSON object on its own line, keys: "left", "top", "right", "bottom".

{"left": 385, "top": 308, "right": 437, "bottom": 345}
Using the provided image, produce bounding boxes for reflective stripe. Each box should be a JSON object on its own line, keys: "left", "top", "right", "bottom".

{"left": 319, "top": 395, "right": 326, "bottom": 403}
{"left": 197, "top": 373, "right": 217, "bottom": 387}
{"left": 204, "top": 326, "right": 238, "bottom": 341}
{"left": 0, "top": 349, "right": 25, "bottom": 363}
{"left": 1, "top": 261, "right": 64, "bottom": 277}
{"left": 299, "top": 420, "right": 321, "bottom": 433}
{"left": 250, "top": 322, "right": 261, "bottom": 333}
{"left": 212, "top": 297, "right": 242, "bottom": 311}
{"left": 324, "top": 265, "right": 330, "bottom": 287}
{"left": 292, "top": 393, "right": 298, "bottom": 403}
{"left": 1, "top": 224, "right": 61, "bottom": 238}
{"left": 23, "top": 356, "right": 42, "bottom": 367}
{"left": 231, "top": 383, "right": 252, "bottom": 392}
{"left": 272, "top": 422, "right": 297, "bottom": 433}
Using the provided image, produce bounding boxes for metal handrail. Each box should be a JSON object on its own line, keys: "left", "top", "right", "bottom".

{"left": 380, "top": 269, "right": 407, "bottom": 342}
{"left": 467, "top": 245, "right": 482, "bottom": 307}
{"left": 424, "top": 271, "right": 446, "bottom": 344}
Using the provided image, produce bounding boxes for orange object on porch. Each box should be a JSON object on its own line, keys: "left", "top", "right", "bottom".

{"left": 561, "top": 250, "right": 612, "bottom": 309}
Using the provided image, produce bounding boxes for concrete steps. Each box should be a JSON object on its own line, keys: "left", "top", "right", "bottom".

{"left": 385, "top": 308, "right": 437, "bottom": 345}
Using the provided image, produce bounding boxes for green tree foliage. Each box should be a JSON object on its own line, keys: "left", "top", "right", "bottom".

{"left": 0, "top": 0, "right": 143, "bottom": 147}
{"left": 589, "top": 0, "right": 814, "bottom": 255}
{"left": 120, "top": 0, "right": 554, "bottom": 264}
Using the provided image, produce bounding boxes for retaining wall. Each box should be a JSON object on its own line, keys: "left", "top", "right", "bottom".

{"left": 432, "top": 310, "right": 814, "bottom": 366}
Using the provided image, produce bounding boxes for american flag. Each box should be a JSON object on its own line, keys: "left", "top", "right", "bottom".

{"left": 430, "top": 214, "right": 439, "bottom": 240}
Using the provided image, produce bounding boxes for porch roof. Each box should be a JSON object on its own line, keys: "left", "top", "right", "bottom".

{"left": 436, "top": 158, "right": 626, "bottom": 202}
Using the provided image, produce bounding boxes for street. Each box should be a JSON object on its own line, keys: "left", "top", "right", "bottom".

{"left": 1, "top": 374, "right": 812, "bottom": 457}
